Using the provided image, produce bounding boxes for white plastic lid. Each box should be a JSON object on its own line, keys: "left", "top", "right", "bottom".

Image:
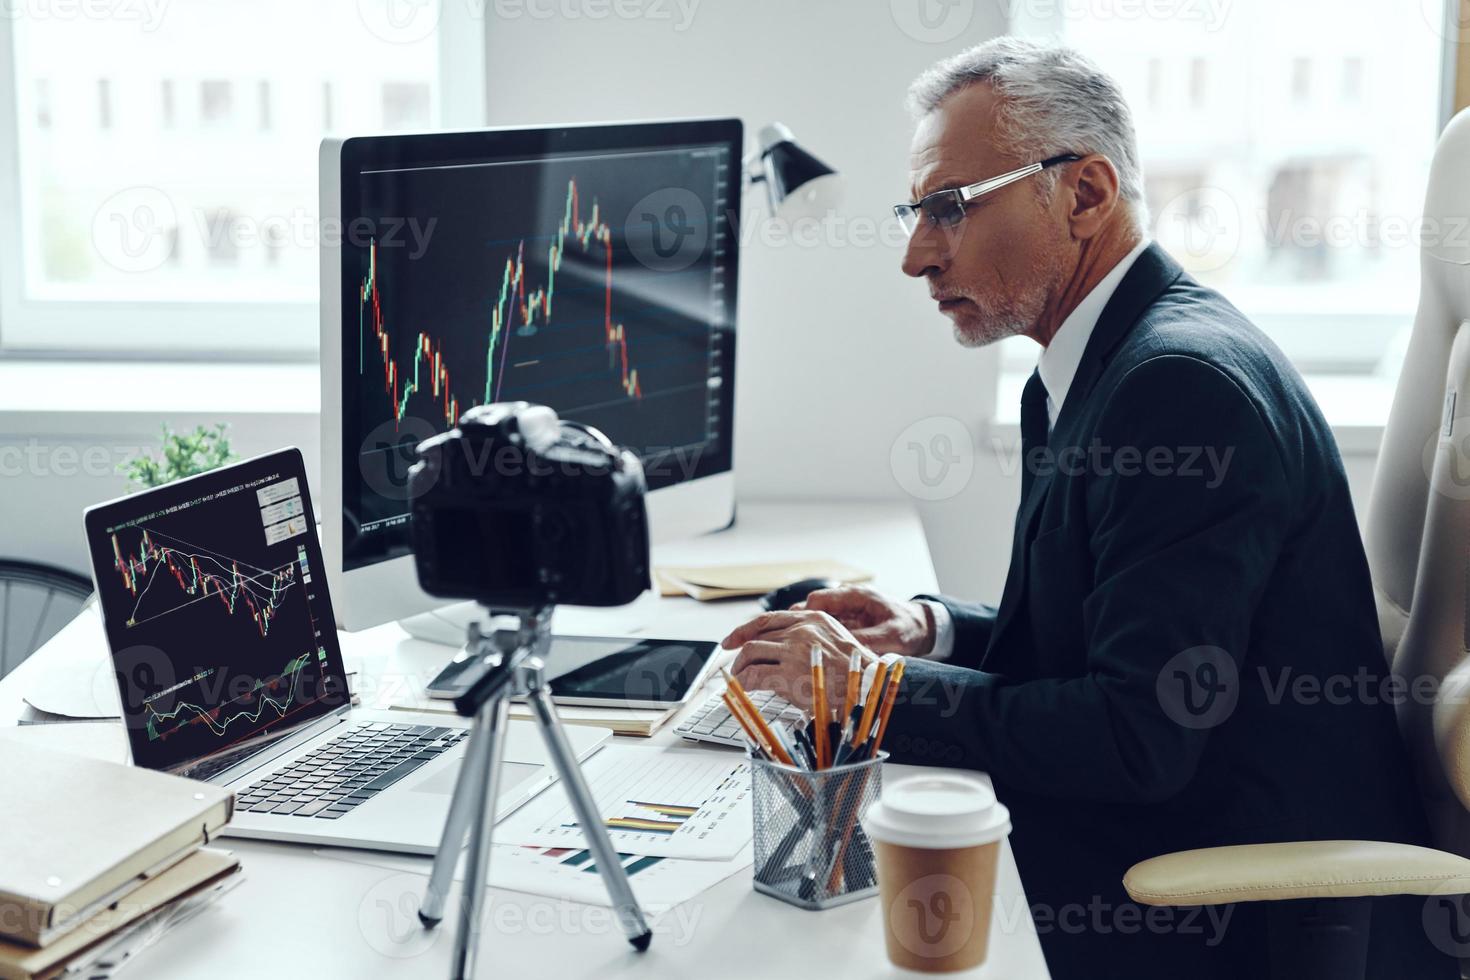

{"left": 862, "top": 774, "right": 1011, "bottom": 849}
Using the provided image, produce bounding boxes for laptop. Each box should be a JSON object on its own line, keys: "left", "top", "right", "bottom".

{"left": 82, "top": 447, "right": 608, "bottom": 854}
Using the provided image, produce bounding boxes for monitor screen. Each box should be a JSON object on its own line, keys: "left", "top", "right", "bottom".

{"left": 336, "top": 120, "right": 742, "bottom": 573}
{"left": 84, "top": 450, "right": 350, "bottom": 773}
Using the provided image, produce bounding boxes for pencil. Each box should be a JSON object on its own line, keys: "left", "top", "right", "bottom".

{"left": 722, "top": 669, "right": 796, "bottom": 767}
{"left": 722, "top": 691, "right": 775, "bottom": 760}
{"left": 840, "top": 651, "right": 861, "bottom": 720}
{"left": 870, "top": 658, "right": 906, "bottom": 754}
{"left": 810, "top": 648, "right": 829, "bottom": 768}
{"left": 853, "top": 657, "right": 892, "bottom": 751}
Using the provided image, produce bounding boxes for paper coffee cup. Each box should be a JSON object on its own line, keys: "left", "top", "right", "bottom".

{"left": 862, "top": 775, "right": 1011, "bottom": 973}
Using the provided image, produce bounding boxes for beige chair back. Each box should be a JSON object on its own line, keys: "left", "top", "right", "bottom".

{"left": 1365, "top": 106, "right": 1470, "bottom": 855}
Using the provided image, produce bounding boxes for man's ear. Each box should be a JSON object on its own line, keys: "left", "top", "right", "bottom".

{"left": 1065, "top": 154, "right": 1122, "bottom": 240}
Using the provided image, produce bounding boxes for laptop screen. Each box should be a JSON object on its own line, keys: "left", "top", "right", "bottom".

{"left": 84, "top": 449, "right": 350, "bottom": 773}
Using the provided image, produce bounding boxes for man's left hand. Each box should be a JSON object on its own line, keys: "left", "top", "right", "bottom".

{"left": 720, "top": 610, "right": 877, "bottom": 717}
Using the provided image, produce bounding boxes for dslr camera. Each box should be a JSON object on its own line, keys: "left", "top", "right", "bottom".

{"left": 407, "top": 402, "right": 650, "bottom": 607}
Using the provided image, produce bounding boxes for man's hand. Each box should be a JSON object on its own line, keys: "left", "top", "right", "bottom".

{"left": 791, "top": 585, "right": 935, "bottom": 657}
{"left": 720, "top": 609, "right": 877, "bottom": 717}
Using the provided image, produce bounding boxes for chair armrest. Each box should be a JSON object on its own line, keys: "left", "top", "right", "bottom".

{"left": 1124, "top": 840, "right": 1470, "bottom": 906}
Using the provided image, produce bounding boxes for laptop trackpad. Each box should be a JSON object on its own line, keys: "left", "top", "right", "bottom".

{"left": 413, "top": 760, "right": 542, "bottom": 799}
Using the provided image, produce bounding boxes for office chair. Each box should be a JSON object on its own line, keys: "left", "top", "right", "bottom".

{"left": 1122, "top": 107, "right": 1470, "bottom": 979}
{"left": 0, "top": 559, "right": 92, "bottom": 681}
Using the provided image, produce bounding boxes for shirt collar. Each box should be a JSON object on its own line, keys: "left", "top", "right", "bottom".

{"left": 1037, "top": 238, "right": 1151, "bottom": 428}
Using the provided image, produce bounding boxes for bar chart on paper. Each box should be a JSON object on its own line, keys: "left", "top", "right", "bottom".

{"left": 489, "top": 843, "right": 754, "bottom": 913}
{"left": 494, "top": 746, "right": 752, "bottom": 860}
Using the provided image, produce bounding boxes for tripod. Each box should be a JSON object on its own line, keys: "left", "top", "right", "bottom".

{"left": 416, "top": 603, "right": 652, "bottom": 979}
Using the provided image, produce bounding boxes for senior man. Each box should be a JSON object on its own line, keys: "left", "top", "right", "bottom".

{"left": 722, "top": 39, "right": 1450, "bottom": 979}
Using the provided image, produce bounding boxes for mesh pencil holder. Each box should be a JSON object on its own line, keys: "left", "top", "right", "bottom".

{"left": 749, "top": 751, "right": 887, "bottom": 910}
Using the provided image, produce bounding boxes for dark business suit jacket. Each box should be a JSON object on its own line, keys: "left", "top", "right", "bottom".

{"left": 882, "top": 244, "right": 1453, "bottom": 978}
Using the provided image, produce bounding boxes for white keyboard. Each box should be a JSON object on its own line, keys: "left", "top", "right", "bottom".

{"left": 674, "top": 688, "right": 803, "bottom": 747}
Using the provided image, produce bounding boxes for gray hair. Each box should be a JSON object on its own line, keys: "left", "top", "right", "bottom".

{"left": 907, "top": 37, "right": 1148, "bottom": 230}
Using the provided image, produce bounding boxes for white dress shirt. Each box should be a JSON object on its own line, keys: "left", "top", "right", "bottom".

{"left": 921, "top": 239, "right": 1151, "bottom": 661}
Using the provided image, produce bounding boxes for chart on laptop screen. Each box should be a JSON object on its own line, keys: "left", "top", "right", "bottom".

{"left": 87, "top": 459, "right": 348, "bottom": 771}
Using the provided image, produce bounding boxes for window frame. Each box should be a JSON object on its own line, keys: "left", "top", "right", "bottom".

{"left": 1001, "top": 0, "right": 1464, "bottom": 389}
{"left": 0, "top": 2, "right": 486, "bottom": 361}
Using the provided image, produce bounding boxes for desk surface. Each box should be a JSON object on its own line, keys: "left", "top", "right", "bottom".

{"left": 2, "top": 501, "right": 1048, "bottom": 979}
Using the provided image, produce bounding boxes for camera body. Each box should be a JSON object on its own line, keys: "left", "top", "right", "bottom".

{"left": 408, "top": 402, "right": 650, "bottom": 608}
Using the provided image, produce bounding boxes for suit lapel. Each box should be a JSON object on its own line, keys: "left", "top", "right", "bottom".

{"left": 981, "top": 244, "right": 1186, "bottom": 669}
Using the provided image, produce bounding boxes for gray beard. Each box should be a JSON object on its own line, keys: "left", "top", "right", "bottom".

{"left": 951, "top": 287, "right": 1050, "bottom": 348}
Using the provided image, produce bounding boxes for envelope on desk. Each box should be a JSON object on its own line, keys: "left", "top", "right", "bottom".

{"left": 654, "top": 559, "right": 872, "bottom": 601}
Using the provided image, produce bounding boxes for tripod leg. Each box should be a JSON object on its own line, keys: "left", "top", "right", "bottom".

{"left": 526, "top": 687, "right": 653, "bottom": 952}
{"left": 450, "top": 697, "right": 512, "bottom": 980}
{"left": 419, "top": 707, "right": 495, "bottom": 927}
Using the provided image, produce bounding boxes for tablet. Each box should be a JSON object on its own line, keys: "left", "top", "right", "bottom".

{"left": 427, "top": 635, "right": 719, "bottom": 710}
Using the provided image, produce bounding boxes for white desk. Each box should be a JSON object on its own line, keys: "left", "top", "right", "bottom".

{"left": 1, "top": 501, "right": 1048, "bottom": 979}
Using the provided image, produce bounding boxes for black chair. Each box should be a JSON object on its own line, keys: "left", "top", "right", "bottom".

{"left": 0, "top": 558, "right": 93, "bottom": 680}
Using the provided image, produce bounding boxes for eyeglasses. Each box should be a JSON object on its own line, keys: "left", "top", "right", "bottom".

{"left": 894, "top": 154, "right": 1083, "bottom": 236}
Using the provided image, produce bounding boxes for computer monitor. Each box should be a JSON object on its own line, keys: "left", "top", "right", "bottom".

{"left": 319, "top": 119, "right": 741, "bottom": 632}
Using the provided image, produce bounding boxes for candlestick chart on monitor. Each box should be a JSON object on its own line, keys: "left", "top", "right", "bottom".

{"left": 343, "top": 143, "right": 736, "bottom": 560}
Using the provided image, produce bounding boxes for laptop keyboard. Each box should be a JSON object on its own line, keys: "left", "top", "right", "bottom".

{"left": 234, "top": 723, "right": 468, "bottom": 820}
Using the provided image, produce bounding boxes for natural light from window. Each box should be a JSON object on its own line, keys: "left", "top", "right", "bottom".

{"left": 11, "top": 0, "right": 439, "bottom": 307}
{"left": 1000, "top": 0, "right": 1451, "bottom": 412}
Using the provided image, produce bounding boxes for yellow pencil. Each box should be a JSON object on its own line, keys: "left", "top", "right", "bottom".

{"left": 722, "top": 669, "right": 795, "bottom": 767}
{"left": 871, "top": 658, "right": 907, "bottom": 753}
{"left": 853, "top": 657, "right": 891, "bottom": 750}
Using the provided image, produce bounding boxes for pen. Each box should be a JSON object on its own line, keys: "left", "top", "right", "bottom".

{"left": 770, "top": 720, "right": 809, "bottom": 771}
{"left": 810, "top": 648, "right": 829, "bottom": 768}
{"left": 793, "top": 723, "right": 818, "bottom": 770}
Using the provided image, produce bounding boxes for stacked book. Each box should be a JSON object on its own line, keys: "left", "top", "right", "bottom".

{"left": 0, "top": 740, "right": 240, "bottom": 979}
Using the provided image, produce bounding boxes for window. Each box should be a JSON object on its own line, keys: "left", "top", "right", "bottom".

{"left": 199, "top": 80, "right": 233, "bottom": 126}
{"left": 160, "top": 79, "right": 175, "bottom": 128}
{"left": 1002, "top": 1, "right": 1454, "bottom": 424}
{"left": 0, "top": 0, "right": 481, "bottom": 356}
{"left": 96, "top": 79, "right": 111, "bottom": 129}
{"left": 381, "top": 82, "right": 432, "bottom": 131}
